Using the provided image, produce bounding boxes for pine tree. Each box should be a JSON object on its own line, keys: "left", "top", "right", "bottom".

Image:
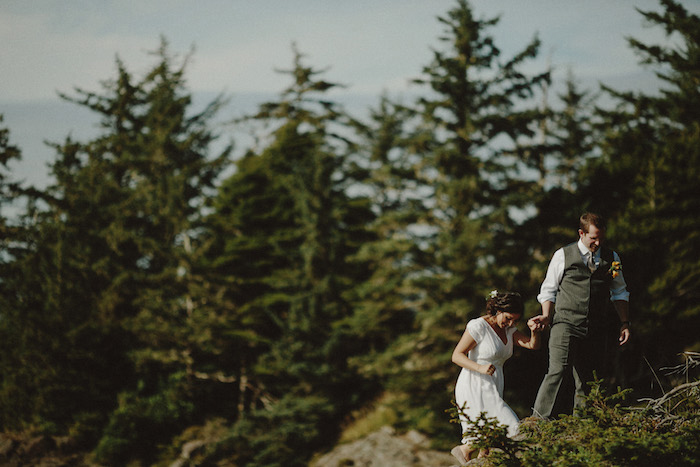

{"left": 342, "top": 96, "right": 429, "bottom": 373}
{"left": 207, "top": 48, "right": 374, "bottom": 466}
{"left": 0, "top": 115, "right": 21, "bottom": 225}
{"left": 62, "top": 41, "right": 232, "bottom": 464}
{"left": 0, "top": 40, "right": 231, "bottom": 463}
{"left": 0, "top": 108, "right": 141, "bottom": 434}
{"left": 519, "top": 74, "right": 598, "bottom": 295}
{"left": 368, "top": 0, "right": 550, "bottom": 437}
{"left": 0, "top": 116, "right": 45, "bottom": 430}
{"left": 589, "top": 0, "right": 700, "bottom": 362}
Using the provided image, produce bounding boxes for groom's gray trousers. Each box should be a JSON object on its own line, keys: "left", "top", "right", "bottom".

{"left": 532, "top": 323, "right": 605, "bottom": 419}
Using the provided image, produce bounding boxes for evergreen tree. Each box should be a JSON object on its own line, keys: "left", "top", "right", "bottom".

{"left": 588, "top": 0, "right": 700, "bottom": 368}
{"left": 203, "top": 147, "right": 302, "bottom": 421}
{"left": 0, "top": 116, "right": 42, "bottom": 430}
{"left": 207, "top": 48, "right": 374, "bottom": 466}
{"left": 348, "top": 97, "right": 432, "bottom": 341}
{"left": 0, "top": 115, "right": 21, "bottom": 226}
{"left": 369, "top": 0, "right": 550, "bottom": 437}
{"left": 67, "top": 41, "right": 231, "bottom": 464}
{"left": 0, "top": 40, "right": 231, "bottom": 464}
{"left": 412, "top": 0, "right": 549, "bottom": 300}
{"left": 1, "top": 108, "right": 141, "bottom": 435}
{"left": 519, "top": 74, "right": 598, "bottom": 295}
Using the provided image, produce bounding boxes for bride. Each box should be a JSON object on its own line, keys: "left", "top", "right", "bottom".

{"left": 450, "top": 290, "right": 541, "bottom": 464}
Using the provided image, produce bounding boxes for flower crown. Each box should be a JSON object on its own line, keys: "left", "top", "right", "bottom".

{"left": 486, "top": 289, "right": 499, "bottom": 300}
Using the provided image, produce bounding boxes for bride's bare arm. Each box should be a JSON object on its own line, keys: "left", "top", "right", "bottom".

{"left": 513, "top": 318, "right": 542, "bottom": 350}
{"left": 451, "top": 329, "right": 495, "bottom": 375}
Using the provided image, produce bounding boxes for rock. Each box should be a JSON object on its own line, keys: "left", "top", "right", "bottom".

{"left": 311, "top": 426, "right": 457, "bottom": 467}
{"left": 170, "top": 439, "right": 207, "bottom": 467}
{"left": 52, "top": 435, "right": 78, "bottom": 453}
{"left": 181, "top": 439, "right": 206, "bottom": 458}
{"left": 0, "top": 433, "right": 83, "bottom": 467}
{"left": 20, "top": 435, "right": 56, "bottom": 459}
{"left": 33, "top": 458, "right": 68, "bottom": 467}
{"left": 0, "top": 434, "right": 18, "bottom": 459}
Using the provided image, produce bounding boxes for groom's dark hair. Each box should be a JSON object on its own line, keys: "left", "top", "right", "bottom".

{"left": 580, "top": 212, "right": 606, "bottom": 233}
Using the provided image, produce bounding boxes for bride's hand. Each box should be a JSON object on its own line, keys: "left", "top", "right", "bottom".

{"left": 527, "top": 318, "right": 540, "bottom": 332}
{"left": 529, "top": 315, "right": 550, "bottom": 331}
{"left": 480, "top": 364, "right": 496, "bottom": 376}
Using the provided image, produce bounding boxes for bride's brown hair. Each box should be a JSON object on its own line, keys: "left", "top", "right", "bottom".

{"left": 486, "top": 292, "right": 524, "bottom": 316}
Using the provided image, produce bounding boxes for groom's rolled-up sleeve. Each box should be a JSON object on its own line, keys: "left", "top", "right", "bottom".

{"left": 610, "top": 251, "right": 630, "bottom": 301}
{"left": 537, "top": 248, "right": 565, "bottom": 304}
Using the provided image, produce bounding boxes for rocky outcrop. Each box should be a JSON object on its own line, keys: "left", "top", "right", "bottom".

{"left": 310, "top": 425, "right": 477, "bottom": 467}
{"left": 0, "top": 426, "right": 492, "bottom": 466}
{"left": 0, "top": 433, "right": 84, "bottom": 467}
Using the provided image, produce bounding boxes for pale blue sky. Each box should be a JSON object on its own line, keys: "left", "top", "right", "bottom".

{"left": 2, "top": 0, "right": 699, "bottom": 187}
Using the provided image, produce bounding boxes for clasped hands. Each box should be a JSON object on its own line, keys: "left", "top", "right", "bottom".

{"left": 528, "top": 316, "right": 548, "bottom": 332}
{"left": 527, "top": 315, "right": 630, "bottom": 346}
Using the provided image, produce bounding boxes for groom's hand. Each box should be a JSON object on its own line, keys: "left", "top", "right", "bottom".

{"left": 527, "top": 318, "right": 540, "bottom": 332}
{"left": 530, "top": 315, "right": 551, "bottom": 331}
{"left": 619, "top": 325, "right": 631, "bottom": 346}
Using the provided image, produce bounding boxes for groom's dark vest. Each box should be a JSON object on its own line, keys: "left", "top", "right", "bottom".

{"left": 553, "top": 243, "right": 614, "bottom": 336}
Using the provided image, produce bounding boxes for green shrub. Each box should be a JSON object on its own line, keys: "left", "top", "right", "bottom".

{"left": 203, "top": 393, "right": 337, "bottom": 467}
{"left": 448, "top": 377, "right": 700, "bottom": 466}
{"left": 93, "top": 383, "right": 195, "bottom": 465}
{"left": 447, "top": 402, "right": 524, "bottom": 466}
{"left": 520, "top": 378, "right": 700, "bottom": 466}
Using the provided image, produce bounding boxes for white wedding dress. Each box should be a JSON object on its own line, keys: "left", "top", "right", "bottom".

{"left": 454, "top": 317, "right": 520, "bottom": 442}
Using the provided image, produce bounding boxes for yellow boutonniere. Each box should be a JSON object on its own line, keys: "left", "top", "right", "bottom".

{"left": 609, "top": 261, "right": 622, "bottom": 278}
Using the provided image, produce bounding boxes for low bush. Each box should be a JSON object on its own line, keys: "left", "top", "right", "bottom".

{"left": 450, "top": 376, "right": 700, "bottom": 466}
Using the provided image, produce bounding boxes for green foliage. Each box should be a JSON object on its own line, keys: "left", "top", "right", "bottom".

{"left": 0, "top": 39, "right": 231, "bottom": 462}
{"left": 411, "top": 0, "right": 550, "bottom": 295}
{"left": 448, "top": 402, "right": 524, "bottom": 465}
{"left": 212, "top": 394, "right": 335, "bottom": 467}
{"left": 585, "top": 0, "right": 700, "bottom": 362}
{"left": 448, "top": 378, "right": 700, "bottom": 466}
{"left": 517, "top": 74, "right": 598, "bottom": 299}
{"left": 520, "top": 379, "right": 700, "bottom": 466}
{"left": 1, "top": 1, "right": 700, "bottom": 465}
{"left": 200, "top": 47, "right": 376, "bottom": 465}
{"left": 362, "top": 0, "right": 554, "bottom": 438}
{"left": 94, "top": 376, "right": 196, "bottom": 465}
{"left": 0, "top": 114, "right": 22, "bottom": 219}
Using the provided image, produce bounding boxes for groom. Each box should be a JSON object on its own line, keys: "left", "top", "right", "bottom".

{"left": 530, "top": 212, "right": 630, "bottom": 418}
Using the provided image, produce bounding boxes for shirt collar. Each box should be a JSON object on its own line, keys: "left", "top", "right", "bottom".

{"left": 577, "top": 239, "right": 597, "bottom": 259}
